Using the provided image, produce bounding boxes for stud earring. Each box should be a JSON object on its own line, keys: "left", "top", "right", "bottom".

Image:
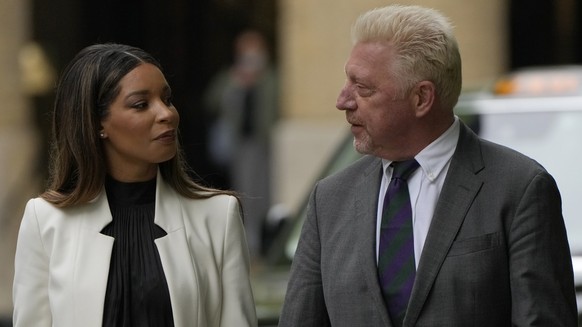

{"left": 99, "top": 132, "right": 105, "bottom": 138}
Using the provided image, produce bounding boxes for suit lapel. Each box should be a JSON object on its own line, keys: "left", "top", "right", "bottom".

{"left": 153, "top": 174, "right": 201, "bottom": 326}
{"left": 72, "top": 192, "right": 115, "bottom": 326}
{"left": 354, "top": 157, "right": 394, "bottom": 325}
{"left": 405, "top": 123, "right": 485, "bottom": 326}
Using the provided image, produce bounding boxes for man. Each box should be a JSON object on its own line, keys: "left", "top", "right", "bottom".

{"left": 279, "top": 4, "right": 577, "bottom": 327}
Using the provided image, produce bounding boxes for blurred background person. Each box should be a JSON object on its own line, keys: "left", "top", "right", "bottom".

{"left": 204, "top": 28, "right": 279, "bottom": 259}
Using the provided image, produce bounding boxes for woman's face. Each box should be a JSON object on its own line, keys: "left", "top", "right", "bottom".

{"left": 100, "top": 63, "right": 179, "bottom": 181}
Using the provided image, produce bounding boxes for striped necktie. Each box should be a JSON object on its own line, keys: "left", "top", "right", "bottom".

{"left": 377, "top": 159, "right": 420, "bottom": 327}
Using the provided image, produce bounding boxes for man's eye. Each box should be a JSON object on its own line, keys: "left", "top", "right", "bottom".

{"left": 357, "top": 86, "right": 374, "bottom": 97}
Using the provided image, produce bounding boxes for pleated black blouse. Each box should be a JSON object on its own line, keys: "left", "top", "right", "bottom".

{"left": 100, "top": 176, "right": 174, "bottom": 327}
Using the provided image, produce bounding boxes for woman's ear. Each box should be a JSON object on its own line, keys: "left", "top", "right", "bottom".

{"left": 413, "top": 80, "right": 436, "bottom": 117}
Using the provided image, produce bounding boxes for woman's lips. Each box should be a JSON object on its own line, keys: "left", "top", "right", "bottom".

{"left": 154, "top": 130, "right": 176, "bottom": 143}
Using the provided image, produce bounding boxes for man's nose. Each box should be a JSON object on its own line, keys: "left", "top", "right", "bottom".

{"left": 336, "top": 83, "right": 356, "bottom": 111}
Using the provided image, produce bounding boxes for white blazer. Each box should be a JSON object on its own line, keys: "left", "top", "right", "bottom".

{"left": 13, "top": 173, "right": 257, "bottom": 327}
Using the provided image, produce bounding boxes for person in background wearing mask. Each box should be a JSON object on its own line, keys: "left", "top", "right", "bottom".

{"left": 204, "top": 29, "right": 279, "bottom": 258}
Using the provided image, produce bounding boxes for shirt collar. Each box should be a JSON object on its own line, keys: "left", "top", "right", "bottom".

{"left": 382, "top": 116, "right": 460, "bottom": 181}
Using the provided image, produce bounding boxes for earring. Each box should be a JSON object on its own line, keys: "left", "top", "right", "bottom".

{"left": 99, "top": 132, "right": 105, "bottom": 138}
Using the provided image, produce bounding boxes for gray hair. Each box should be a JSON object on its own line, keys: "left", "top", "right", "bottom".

{"left": 352, "top": 5, "right": 462, "bottom": 110}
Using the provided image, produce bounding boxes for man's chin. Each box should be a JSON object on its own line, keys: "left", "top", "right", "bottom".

{"left": 353, "top": 138, "right": 372, "bottom": 155}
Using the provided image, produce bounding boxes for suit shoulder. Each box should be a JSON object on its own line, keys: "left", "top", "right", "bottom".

{"left": 182, "top": 193, "right": 238, "bottom": 209}
{"left": 179, "top": 193, "right": 241, "bottom": 222}
{"left": 317, "top": 155, "right": 380, "bottom": 190}
{"left": 22, "top": 197, "right": 71, "bottom": 222}
{"left": 178, "top": 194, "right": 244, "bottom": 246}
{"left": 479, "top": 138, "right": 548, "bottom": 174}
{"left": 26, "top": 197, "right": 58, "bottom": 211}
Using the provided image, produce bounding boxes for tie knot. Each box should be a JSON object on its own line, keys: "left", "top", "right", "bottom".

{"left": 391, "top": 159, "right": 420, "bottom": 180}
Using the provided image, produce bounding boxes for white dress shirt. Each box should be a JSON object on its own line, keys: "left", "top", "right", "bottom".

{"left": 376, "top": 116, "right": 460, "bottom": 268}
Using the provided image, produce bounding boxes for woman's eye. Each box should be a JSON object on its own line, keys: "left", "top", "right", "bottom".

{"left": 163, "top": 95, "right": 173, "bottom": 106}
{"left": 132, "top": 101, "right": 148, "bottom": 110}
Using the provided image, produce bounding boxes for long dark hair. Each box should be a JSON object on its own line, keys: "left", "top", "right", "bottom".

{"left": 42, "top": 43, "right": 232, "bottom": 207}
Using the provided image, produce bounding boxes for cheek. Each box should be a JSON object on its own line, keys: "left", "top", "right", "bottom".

{"left": 367, "top": 107, "right": 409, "bottom": 140}
{"left": 365, "top": 106, "right": 391, "bottom": 129}
{"left": 109, "top": 114, "right": 149, "bottom": 134}
{"left": 367, "top": 117, "right": 390, "bottom": 138}
{"left": 123, "top": 122, "right": 147, "bottom": 135}
{"left": 106, "top": 120, "right": 151, "bottom": 149}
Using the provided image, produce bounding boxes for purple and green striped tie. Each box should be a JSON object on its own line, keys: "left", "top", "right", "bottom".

{"left": 378, "top": 159, "right": 420, "bottom": 327}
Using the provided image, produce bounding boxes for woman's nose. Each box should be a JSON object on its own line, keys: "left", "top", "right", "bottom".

{"left": 157, "top": 102, "right": 179, "bottom": 124}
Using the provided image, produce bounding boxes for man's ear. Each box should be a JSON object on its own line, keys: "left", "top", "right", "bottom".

{"left": 413, "top": 80, "right": 436, "bottom": 118}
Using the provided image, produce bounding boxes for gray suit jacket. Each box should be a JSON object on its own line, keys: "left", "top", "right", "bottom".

{"left": 279, "top": 123, "right": 577, "bottom": 326}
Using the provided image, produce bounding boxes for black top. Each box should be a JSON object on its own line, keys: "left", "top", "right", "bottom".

{"left": 100, "top": 176, "right": 174, "bottom": 327}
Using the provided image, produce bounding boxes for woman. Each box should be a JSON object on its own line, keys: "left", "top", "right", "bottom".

{"left": 12, "top": 43, "right": 257, "bottom": 327}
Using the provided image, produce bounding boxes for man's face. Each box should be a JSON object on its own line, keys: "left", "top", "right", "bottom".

{"left": 336, "top": 41, "right": 416, "bottom": 159}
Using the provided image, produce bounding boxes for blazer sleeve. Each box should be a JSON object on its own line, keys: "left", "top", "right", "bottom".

{"left": 219, "top": 196, "right": 258, "bottom": 327}
{"left": 13, "top": 199, "right": 52, "bottom": 327}
{"left": 509, "top": 171, "right": 577, "bottom": 326}
{"left": 279, "top": 184, "right": 331, "bottom": 327}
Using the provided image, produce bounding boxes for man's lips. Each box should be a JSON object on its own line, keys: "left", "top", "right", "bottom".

{"left": 346, "top": 114, "right": 362, "bottom": 126}
{"left": 347, "top": 119, "right": 365, "bottom": 135}
{"left": 348, "top": 120, "right": 363, "bottom": 128}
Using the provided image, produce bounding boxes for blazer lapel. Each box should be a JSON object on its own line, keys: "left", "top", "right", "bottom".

{"left": 405, "top": 123, "right": 485, "bottom": 326}
{"left": 153, "top": 174, "right": 201, "bottom": 327}
{"left": 72, "top": 192, "right": 115, "bottom": 326}
{"left": 354, "top": 157, "right": 394, "bottom": 326}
